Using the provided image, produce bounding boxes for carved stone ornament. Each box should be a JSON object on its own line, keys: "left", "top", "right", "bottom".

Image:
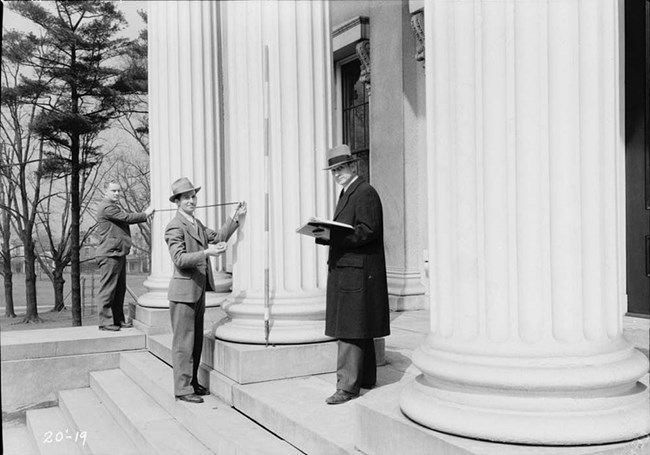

{"left": 410, "top": 11, "right": 425, "bottom": 67}
{"left": 355, "top": 39, "right": 371, "bottom": 94}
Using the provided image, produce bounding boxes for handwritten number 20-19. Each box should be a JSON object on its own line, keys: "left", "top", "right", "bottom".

{"left": 43, "top": 430, "right": 87, "bottom": 446}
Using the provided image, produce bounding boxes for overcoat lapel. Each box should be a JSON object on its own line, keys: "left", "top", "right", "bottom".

{"left": 334, "top": 178, "right": 362, "bottom": 220}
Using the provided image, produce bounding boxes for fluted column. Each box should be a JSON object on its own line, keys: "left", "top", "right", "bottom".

{"left": 214, "top": 1, "right": 333, "bottom": 344}
{"left": 139, "top": 1, "right": 229, "bottom": 308}
{"left": 400, "top": 0, "right": 649, "bottom": 445}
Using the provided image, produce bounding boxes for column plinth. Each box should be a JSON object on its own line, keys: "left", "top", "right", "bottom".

{"left": 400, "top": 0, "right": 650, "bottom": 445}
{"left": 214, "top": 0, "right": 333, "bottom": 344}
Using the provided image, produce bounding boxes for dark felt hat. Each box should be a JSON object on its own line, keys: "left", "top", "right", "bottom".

{"left": 169, "top": 177, "right": 201, "bottom": 202}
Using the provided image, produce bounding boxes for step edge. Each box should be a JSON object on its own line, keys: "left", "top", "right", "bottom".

{"left": 120, "top": 351, "right": 305, "bottom": 455}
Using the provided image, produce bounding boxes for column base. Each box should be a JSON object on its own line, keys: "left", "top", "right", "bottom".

{"left": 138, "top": 273, "right": 231, "bottom": 308}
{"left": 131, "top": 303, "right": 228, "bottom": 335}
{"left": 204, "top": 337, "right": 386, "bottom": 381}
{"left": 387, "top": 268, "right": 427, "bottom": 311}
{"left": 204, "top": 338, "right": 338, "bottom": 384}
{"left": 214, "top": 293, "right": 330, "bottom": 344}
{"left": 389, "top": 294, "right": 428, "bottom": 312}
{"left": 357, "top": 381, "right": 650, "bottom": 455}
{"left": 211, "top": 270, "right": 233, "bottom": 293}
{"left": 400, "top": 339, "right": 650, "bottom": 445}
{"left": 130, "top": 303, "right": 170, "bottom": 335}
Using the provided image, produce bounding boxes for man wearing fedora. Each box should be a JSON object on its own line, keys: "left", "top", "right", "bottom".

{"left": 96, "top": 181, "right": 154, "bottom": 331}
{"left": 165, "top": 177, "right": 246, "bottom": 403}
{"left": 315, "top": 144, "right": 390, "bottom": 405}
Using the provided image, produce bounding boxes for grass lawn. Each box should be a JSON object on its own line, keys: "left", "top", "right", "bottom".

{"left": 0, "top": 272, "right": 150, "bottom": 332}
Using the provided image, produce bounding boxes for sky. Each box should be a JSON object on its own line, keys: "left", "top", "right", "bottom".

{"left": 1, "top": 1, "right": 151, "bottom": 234}
{"left": 2, "top": 1, "right": 148, "bottom": 39}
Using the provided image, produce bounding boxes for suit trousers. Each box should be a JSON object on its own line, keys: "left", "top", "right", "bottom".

{"left": 97, "top": 256, "right": 127, "bottom": 327}
{"left": 169, "top": 294, "right": 206, "bottom": 397}
{"left": 336, "top": 338, "right": 376, "bottom": 395}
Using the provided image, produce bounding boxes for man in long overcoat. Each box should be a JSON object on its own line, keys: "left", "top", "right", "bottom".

{"left": 316, "top": 144, "right": 390, "bottom": 405}
{"left": 165, "top": 177, "right": 245, "bottom": 403}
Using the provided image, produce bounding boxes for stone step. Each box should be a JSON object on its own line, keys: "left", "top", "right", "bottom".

{"left": 3, "top": 422, "right": 38, "bottom": 455}
{"left": 26, "top": 407, "right": 84, "bottom": 455}
{"left": 232, "top": 374, "right": 364, "bottom": 455}
{"left": 89, "top": 369, "right": 213, "bottom": 455}
{"left": 58, "top": 388, "right": 140, "bottom": 455}
{"left": 119, "top": 351, "right": 302, "bottom": 455}
{"left": 1, "top": 325, "right": 145, "bottom": 361}
{"left": 148, "top": 333, "right": 173, "bottom": 365}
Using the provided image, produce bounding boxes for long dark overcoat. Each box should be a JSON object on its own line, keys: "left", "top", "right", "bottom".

{"left": 322, "top": 178, "right": 390, "bottom": 339}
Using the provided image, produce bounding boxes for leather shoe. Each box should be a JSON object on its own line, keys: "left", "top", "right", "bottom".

{"left": 120, "top": 321, "right": 133, "bottom": 328}
{"left": 325, "top": 390, "right": 358, "bottom": 405}
{"left": 175, "top": 394, "right": 204, "bottom": 404}
{"left": 99, "top": 325, "right": 120, "bottom": 331}
{"left": 193, "top": 384, "right": 209, "bottom": 396}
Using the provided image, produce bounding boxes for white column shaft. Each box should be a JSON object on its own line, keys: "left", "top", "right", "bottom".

{"left": 401, "top": 0, "right": 649, "bottom": 445}
{"left": 215, "top": 0, "right": 332, "bottom": 344}
{"left": 140, "top": 1, "right": 227, "bottom": 308}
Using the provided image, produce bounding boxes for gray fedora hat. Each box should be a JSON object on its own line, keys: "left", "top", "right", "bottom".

{"left": 169, "top": 177, "right": 201, "bottom": 202}
{"left": 323, "top": 144, "right": 359, "bottom": 170}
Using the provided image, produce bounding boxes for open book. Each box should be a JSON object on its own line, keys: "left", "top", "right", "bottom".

{"left": 296, "top": 216, "right": 354, "bottom": 238}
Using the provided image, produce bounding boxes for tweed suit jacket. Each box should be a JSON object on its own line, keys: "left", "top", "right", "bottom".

{"left": 165, "top": 213, "right": 238, "bottom": 303}
{"left": 95, "top": 200, "right": 148, "bottom": 258}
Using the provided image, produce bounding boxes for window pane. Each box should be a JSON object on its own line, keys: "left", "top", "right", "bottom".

{"left": 341, "top": 58, "right": 370, "bottom": 181}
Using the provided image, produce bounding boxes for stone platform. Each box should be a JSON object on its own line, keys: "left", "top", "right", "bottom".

{"left": 1, "top": 326, "right": 146, "bottom": 414}
{"left": 355, "top": 380, "right": 650, "bottom": 455}
{"left": 2, "top": 310, "right": 648, "bottom": 455}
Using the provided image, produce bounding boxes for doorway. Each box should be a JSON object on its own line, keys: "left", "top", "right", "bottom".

{"left": 624, "top": 0, "right": 650, "bottom": 316}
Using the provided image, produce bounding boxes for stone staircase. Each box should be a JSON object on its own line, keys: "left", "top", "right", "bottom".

{"left": 21, "top": 350, "right": 303, "bottom": 455}
{"left": 3, "top": 313, "right": 648, "bottom": 455}
{"left": 148, "top": 334, "right": 372, "bottom": 455}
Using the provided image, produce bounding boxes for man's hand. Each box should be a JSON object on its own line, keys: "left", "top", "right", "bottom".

{"left": 144, "top": 206, "right": 155, "bottom": 218}
{"left": 233, "top": 201, "right": 247, "bottom": 222}
{"left": 205, "top": 242, "right": 227, "bottom": 257}
{"left": 312, "top": 227, "right": 330, "bottom": 242}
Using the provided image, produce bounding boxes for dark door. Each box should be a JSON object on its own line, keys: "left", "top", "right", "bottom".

{"left": 625, "top": 0, "right": 650, "bottom": 316}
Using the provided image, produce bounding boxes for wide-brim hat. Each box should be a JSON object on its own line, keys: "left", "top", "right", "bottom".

{"left": 323, "top": 144, "right": 360, "bottom": 170}
{"left": 169, "top": 177, "right": 201, "bottom": 202}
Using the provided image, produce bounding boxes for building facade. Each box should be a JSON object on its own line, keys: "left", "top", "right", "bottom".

{"left": 140, "top": 0, "right": 649, "bottom": 448}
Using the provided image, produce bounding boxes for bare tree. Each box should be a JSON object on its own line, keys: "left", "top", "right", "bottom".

{"left": 34, "top": 134, "right": 106, "bottom": 311}
{"left": 0, "top": 154, "right": 18, "bottom": 317}
{"left": 0, "top": 29, "right": 50, "bottom": 323}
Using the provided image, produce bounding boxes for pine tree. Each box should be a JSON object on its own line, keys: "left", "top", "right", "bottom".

{"left": 8, "top": 1, "right": 129, "bottom": 326}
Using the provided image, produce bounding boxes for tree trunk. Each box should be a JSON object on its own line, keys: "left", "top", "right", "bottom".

{"left": 70, "top": 133, "right": 82, "bottom": 326}
{"left": 22, "top": 239, "right": 41, "bottom": 323}
{"left": 70, "top": 54, "right": 82, "bottom": 326}
{"left": 51, "top": 269, "right": 66, "bottom": 312}
{"left": 3, "top": 268, "right": 16, "bottom": 318}
{"left": 1, "top": 188, "right": 15, "bottom": 317}
{"left": 2, "top": 229, "right": 16, "bottom": 317}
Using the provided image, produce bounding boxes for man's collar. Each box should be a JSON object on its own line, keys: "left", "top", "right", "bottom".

{"left": 178, "top": 210, "right": 196, "bottom": 225}
{"left": 343, "top": 175, "right": 359, "bottom": 193}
